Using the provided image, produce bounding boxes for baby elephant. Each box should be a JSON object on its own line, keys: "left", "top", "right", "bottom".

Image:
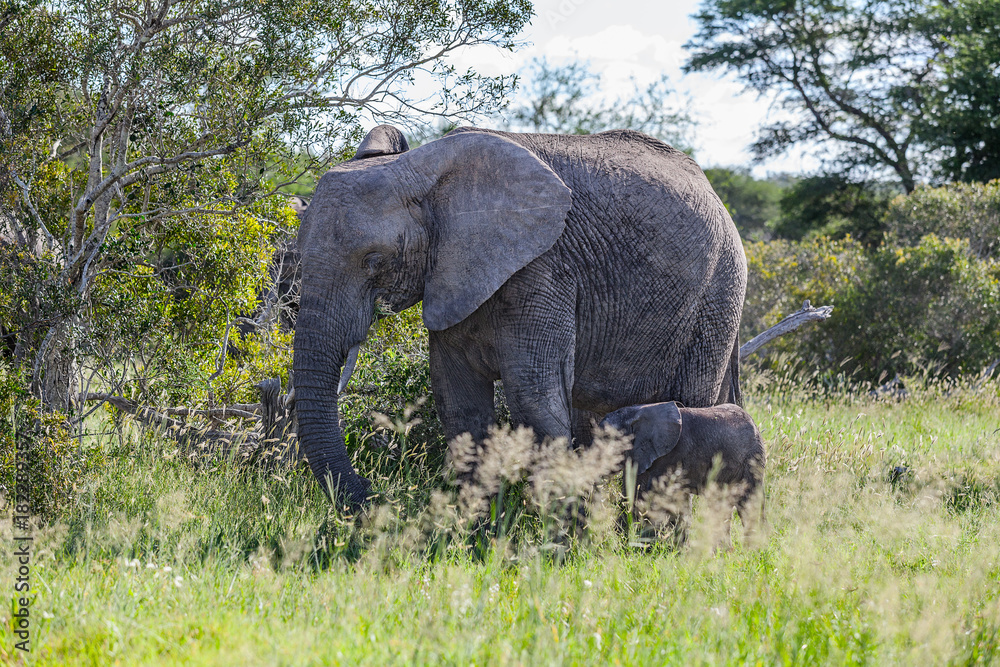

{"left": 600, "top": 402, "right": 766, "bottom": 531}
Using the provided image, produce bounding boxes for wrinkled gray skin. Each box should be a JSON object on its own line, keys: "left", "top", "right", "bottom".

{"left": 600, "top": 402, "right": 765, "bottom": 525}
{"left": 294, "top": 124, "right": 747, "bottom": 505}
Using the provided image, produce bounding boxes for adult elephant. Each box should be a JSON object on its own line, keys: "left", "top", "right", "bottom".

{"left": 294, "top": 124, "right": 747, "bottom": 505}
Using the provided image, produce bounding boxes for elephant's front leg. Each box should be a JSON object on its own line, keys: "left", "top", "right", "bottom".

{"left": 500, "top": 356, "right": 575, "bottom": 442}
{"left": 496, "top": 312, "right": 576, "bottom": 444}
{"left": 572, "top": 408, "right": 601, "bottom": 448}
{"left": 428, "top": 333, "right": 497, "bottom": 445}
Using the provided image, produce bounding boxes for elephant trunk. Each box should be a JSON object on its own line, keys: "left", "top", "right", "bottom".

{"left": 293, "top": 309, "right": 371, "bottom": 507}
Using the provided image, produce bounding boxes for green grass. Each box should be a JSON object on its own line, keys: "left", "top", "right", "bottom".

{"left": 3, "top": 381, "right": 1000, "bottom": 665}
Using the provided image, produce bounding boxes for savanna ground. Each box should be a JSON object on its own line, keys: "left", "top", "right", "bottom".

{"left": 2, "top": 373, "right": 1000, "bottom": 666}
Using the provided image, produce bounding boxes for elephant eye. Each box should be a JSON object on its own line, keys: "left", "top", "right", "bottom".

{"left": 363, "top": 252, "right": 383, "bottom": 275}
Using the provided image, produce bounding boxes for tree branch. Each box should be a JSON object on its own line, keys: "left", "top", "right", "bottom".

{"left": 83, "top": 392, "right": 260, "bottom": 433}
{"left": 740, "top": 301, "right": 834, "bottom": 360}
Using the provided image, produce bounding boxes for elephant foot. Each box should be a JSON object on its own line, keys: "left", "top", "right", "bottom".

{"left": 321, "top": 472, "right": 373, "bottom": 511}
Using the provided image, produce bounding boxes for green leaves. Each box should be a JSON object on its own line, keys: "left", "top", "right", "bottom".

{"left": 704, "top": 168, "right": 786, "bottom": 240}
{"left": 771, "top": 174, "right": 895, "bottom": 245}
{"left": 885, "top": 180, "right": 1000, "bottom": 260}
{"left": 685, "top": 0, "right": 1000, "bottom": 192}
{"left": 913, "top": 0, "right": 1000, "bottom": 183}
{"left": 743, "top": 229, "right": 1000, "bottom": 382}
{"left": 2, "top": 0, "right": 531, "bottom": 409}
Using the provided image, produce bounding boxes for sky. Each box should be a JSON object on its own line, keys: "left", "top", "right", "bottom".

{"left": 446, "top": 0, "right": 820, "bottom": 177}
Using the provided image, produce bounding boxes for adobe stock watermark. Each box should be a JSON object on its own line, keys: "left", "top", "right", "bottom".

{"left": 544, "top": 0, "right": 589, "bottom": 27}
{"left": 11, "top": 416, "right": 34, "bottom": 654}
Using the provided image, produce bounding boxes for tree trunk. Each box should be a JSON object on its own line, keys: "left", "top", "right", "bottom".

{"left": 32, "top": 319, "right": 78, "bottom": 413}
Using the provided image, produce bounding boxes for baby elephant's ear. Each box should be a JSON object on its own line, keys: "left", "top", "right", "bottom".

{"left": 630, "top": 402, "right": 683, "bottom": 476}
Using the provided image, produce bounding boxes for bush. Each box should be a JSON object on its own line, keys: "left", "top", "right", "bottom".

{"left": 339, "top": 304, "right": 448, "bottom": 479}
{"left": 0, "top": 360, "right": 98, "bottom": 519}
{"left": 743, "top": 236, "right": 866, "bottom": 346}
{"left": 770, "top": 175, "right": 895, "bottom": 246}
{"left": 839, "top": 235, "right": 1000, "bottom": 378}
{"left": 83, "top": 204, "right": 290, "bottom": 407}
{"left": 885, "top": 180, "right": 1000, "bottom": 258}
{"left": 744, "top": 235, "right": 1000, "bottom": 382}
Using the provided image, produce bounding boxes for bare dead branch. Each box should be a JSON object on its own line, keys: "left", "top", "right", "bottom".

{"left": 740, "top": 300, "right": 834, "bottom": 360}
{"left": 83, "top": 392, "right": 254, "bottom": 441}
{"left": 84, "top": 392, "right": 184, "bottom": 429}
{"left": 974, "top": 359, "right": 1000, "bottom": 391}
{"left": 83, "top": 392, "right": 262, "bottom": 417}
{"left": 160, "top": 405, "right": 260, "bottom": 419}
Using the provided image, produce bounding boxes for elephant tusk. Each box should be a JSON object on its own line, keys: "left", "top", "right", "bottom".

{"left": 281, "top": 386, "right": 295, "bottom": 409}
{"left": 338, "top": 344, "right": 360, "bottom": 395}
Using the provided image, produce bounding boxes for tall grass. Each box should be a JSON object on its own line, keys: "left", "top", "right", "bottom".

{"left": 2, "top": 377, "right": 999, "bottom": 665}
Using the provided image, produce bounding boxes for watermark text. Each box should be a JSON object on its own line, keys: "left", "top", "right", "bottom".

{"left": 12, "top": 416, "right": 33, "bottom": 653}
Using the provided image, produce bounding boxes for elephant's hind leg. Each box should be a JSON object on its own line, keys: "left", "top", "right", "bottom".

{"left": 671, "top": 309, "right": 741, "bottom": 408}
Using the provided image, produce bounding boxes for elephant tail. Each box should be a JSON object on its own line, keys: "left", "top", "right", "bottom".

{"left": 720, "top": 334, "right": 743, "bottom": 407}
{"left": 730, "top": 334, "right": 744, "bottom": 406}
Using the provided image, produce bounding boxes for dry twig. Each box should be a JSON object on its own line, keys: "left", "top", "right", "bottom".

{"left": 740, "top": 300, "right": 834, "bottom": 360}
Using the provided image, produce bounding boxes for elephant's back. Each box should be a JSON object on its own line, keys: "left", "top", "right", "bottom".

{"left": 461, "top": 128, "right": 746, "bottom": 411}
{"left": 449, "top": 127, "right": 721, "bottom": 222}
{"left": 452, "top": 127, "right": 739, "bottom": 267}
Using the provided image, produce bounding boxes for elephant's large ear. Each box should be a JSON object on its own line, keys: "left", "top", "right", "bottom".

{"left": 394, "top": 131, "right": 572, "bottom": 331}
{"left": 354, "top": 125, "right": 409, "bottom": 159}
{"left": 630, "top": 402, "right": 683, "bottom": 476}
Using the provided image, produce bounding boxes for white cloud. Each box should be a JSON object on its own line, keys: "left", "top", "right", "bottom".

{"left": 444, "top": 4, "right": 823, "bottom": 175}
{"left": 445, "top": 44, "right": 525, "bottom": 78}
{"left": 543, "top": 25, "right": 686, "bottom": 71}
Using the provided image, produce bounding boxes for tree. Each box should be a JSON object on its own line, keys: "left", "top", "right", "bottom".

{"left": 504, "top": 58, "right": 695, "bottom": 150}
{"left": 703, "top": 167, "right": 787, "bottom": 239}
{"left": 0, "top": 0, "right": 531, "bottom": 411}
{"left": 916, "top": 0, "right": 1000, "bottom": 183}
{"left": 770, "top": 174, "right": 894, "bottom": 245}
{"left": 686, "top": 0, "right": 1000, "bottom": 192}
{"left": 685, "top": 0, "right": 941, "bottom": 193}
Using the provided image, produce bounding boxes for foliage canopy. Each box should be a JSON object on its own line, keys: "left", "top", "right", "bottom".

{"left": 703, "top": 167, "right": 786, "bottom": 240}
{"left": 0, "top": 0, "right": 532, "bottom": 410}
{"left": 686, "top": 0, "right": 1000, "bottom": 192}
